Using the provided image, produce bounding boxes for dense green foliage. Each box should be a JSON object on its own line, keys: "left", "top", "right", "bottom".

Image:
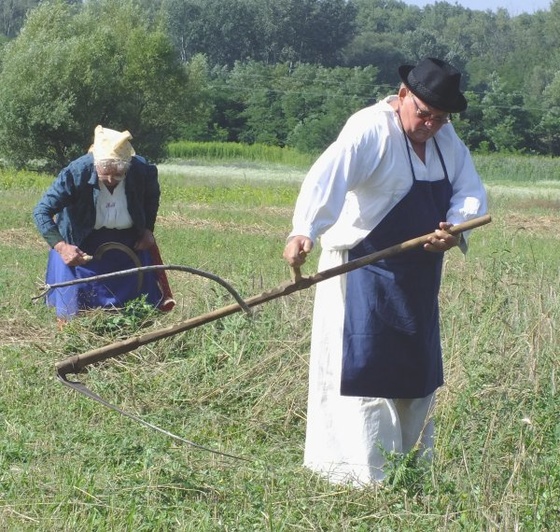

{"left": 162, "top": 0, "right": 358, "bottom": 66}
{"left": 0, "top": 0, "right": 196, "bottom": 170}
{"left": 2, "top": 153, "right": 560, "bottom": 529}
{"left": 1, "top": 0, "right": 560, "bottom": 167}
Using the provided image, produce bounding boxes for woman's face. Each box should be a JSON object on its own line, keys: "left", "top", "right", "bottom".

{"left": 95, "top": 159, "right": 130, "bottom": 186}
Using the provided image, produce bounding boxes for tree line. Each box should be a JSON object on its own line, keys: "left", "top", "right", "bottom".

{"left": 0, "top": 0, "right": 559, "bottom": 171}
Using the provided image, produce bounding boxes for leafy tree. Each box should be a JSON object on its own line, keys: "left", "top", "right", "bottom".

{"left": 267, "top": 0, "right": 357, "bottom": 66}
{"left": 0, "top": 0, "right": 196, "bottom": 170}
{"left": 292, "top": 0, "right": 358, "bottom": 66}
{"left": 341, "top": 35, "right": 406, "bottom": 88}
{"left": 534, "top": 70, "right": 560, "bottom": 155}
{"left": 353, "top": 0, "right": 420, "bottom": 35}
{"left": 0, "top": 0, "right": 40, "bottom": 39}
{"left": 179, "top": 56, "right": 234, "bottom": 142}
{"left": 217, "top": 62, "right": 287, "bottom": 145}
{"left": 450, "top": 90, "right": 486, "bottom": 152}
{"left": 165, "top": 0, "right": 357, "bottom": 67}
{"left": 399, "top": 29, "right": 453, "bottom": 66}
{"left": 164, "top": 0, "right": 262, "bottom": 66}
{"left": 345, "top": 0, "right": 418, "bottom": 78}
{"left": 285, "top": 65, "right": 380, "bottom": 152}
{"left": 165, "top": 0, "right": 203, "bottom": 63}
{"left": 225, "top": 61, "right": 379, "bottom": 152}
{"left": 0, "top": 0, "right": 83, "bottom": 39}
{"left": 481, "top": 74, "right": 533, "bottom": 153}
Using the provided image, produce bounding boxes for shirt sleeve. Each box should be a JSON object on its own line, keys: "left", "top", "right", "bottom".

{"left": 32, "top": 167, "right": 77, "bottom": 247}
{"left": 444, "top": 132, "right": 488, "bottom": 251}
{"left": 289, "top": 114, "right": 382, "bottom": 243}
{"left": 143, "top": 162, "right": 160, "bottom": 231}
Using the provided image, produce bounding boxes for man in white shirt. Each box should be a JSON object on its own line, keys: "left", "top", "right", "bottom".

{"left": 283, "top": 57, "right": 487, "bottom": 486}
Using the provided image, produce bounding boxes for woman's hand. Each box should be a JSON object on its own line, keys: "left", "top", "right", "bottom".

{"left": 134, "top": 229, "right": 156, "bottom": 251}
{"left": 54, "top": 241, "right": 90, "bottom": 266}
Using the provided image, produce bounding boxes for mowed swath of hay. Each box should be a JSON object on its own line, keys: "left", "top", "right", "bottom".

{"left": 158, "top": 209, "right": 290, "bottom": 238}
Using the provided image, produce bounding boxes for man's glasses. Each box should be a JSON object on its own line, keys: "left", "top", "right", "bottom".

{"left": 409, "top": 93, "right": 450, "bottom": 125}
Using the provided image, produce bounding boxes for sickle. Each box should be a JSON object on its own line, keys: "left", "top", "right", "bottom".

{"left": 87, "top": 241, "right": 144, "bottom": 292}
{"left": 57, "top": 372, "right": 251, "bottom": 462}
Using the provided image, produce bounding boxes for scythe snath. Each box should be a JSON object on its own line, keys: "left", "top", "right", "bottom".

{"left": 47, "top": 214, "right": 491, "bottom": 460}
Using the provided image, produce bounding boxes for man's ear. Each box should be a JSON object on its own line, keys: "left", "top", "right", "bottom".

{"left": 397, "top": 85, "right": 408, "bottom": 98}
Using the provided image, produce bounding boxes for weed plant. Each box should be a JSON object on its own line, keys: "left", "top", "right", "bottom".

{"left": 1, "top": 153, "right": 559, "bottom": 530}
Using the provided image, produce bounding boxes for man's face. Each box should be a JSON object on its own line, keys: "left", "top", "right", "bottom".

{"left": 401, "top": 90, "right": 450, "bottom": 144}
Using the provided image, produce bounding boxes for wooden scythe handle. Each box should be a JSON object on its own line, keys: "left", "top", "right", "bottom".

{"left": 56, "top": 214, "right": 491, "bottom": 376}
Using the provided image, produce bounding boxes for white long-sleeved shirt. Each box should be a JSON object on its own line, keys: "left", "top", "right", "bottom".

{"left": 289, "top": 96, "right": 487, "bottom": 251}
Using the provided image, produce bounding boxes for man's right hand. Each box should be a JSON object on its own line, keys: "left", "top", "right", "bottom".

{"left": 283, "top": 235, "right": 313, "bottom": 266}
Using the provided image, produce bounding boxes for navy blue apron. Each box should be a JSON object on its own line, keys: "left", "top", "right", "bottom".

{"left": 341, "top": 133, "right": 452, "bottom": 399}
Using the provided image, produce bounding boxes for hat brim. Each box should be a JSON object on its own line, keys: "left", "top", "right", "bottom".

{"left": 398, "top": 64, "right": 467, "bottom": 114}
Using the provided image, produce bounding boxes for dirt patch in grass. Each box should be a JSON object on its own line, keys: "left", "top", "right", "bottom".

{"left": 0, "top": 316, "right": 54, "bottom": 347}
{"left": 4, "top": 227, "right": 45, "bottom": 249}
{"left": 158, "top": 212, "right": 288, "bottom": 238}
{"left": 508, "top": 197, "right": 560, "bottom": 211}
{"left": 502, "top": 213, "right": 560, "bottom": 239}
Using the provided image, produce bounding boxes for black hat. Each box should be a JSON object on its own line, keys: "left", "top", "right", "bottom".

{"left": 398, "top": 57, "right": 467, "bottom": 113}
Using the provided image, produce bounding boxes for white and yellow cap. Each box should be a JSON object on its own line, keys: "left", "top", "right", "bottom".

{"left": 90, "top": 125, "right": 135, "bottom": 163}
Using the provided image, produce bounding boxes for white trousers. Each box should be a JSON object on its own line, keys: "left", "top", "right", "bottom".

{"left": 304, "top": 392, "right": 435, "bottom": 486}
{"left": 303, "top": 248, "right": 437, "bottom": 486}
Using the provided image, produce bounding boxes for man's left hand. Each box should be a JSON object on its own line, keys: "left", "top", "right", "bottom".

{"left": 423, "top": 222, "right": 459, "bottom": 252}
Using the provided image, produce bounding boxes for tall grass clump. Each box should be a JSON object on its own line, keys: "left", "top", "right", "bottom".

{"left": 473, "top": 153, "right": 560, "bottom": 183}
{"left": 0, "top": 168, "right": 54, "bottom": 190}
{"left": 166, "top": 140, "right": 315, "bottom": 168}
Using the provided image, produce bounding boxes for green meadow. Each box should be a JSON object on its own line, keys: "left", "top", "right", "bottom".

{"left": 1, "top": 148, "right": 559, "bottom": 530}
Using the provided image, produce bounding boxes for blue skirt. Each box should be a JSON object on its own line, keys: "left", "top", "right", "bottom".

{"left": 46, "top": 228, "right": 163, "bottom": 318}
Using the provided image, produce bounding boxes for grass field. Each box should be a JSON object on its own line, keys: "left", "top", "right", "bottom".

{"left": 1, "top": 151, "right": 560, "bottom": 530}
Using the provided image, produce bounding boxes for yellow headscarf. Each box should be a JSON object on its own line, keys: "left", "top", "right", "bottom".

{"left": 90, "top": 125, "right": 135, "bottom": 162}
